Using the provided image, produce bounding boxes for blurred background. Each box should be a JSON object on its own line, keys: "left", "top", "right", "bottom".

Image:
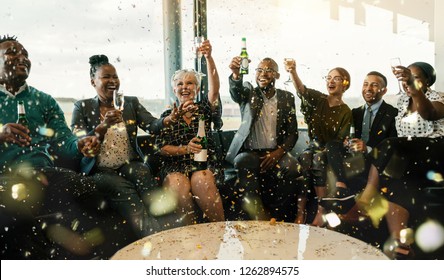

{"left": 2, "top": 0, "right": 442, "bottom": 130}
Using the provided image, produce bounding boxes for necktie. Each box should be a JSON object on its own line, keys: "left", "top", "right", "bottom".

{"left": 361, "top": 106, "right": 372, "bottom": 143}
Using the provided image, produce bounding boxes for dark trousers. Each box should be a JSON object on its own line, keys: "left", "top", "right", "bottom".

{"left": 92, "top": 161, "right": 161, "bottom": 237}
{"left": 233, "top": 150, "right": 302, "bottom": 221}
{"left": 0, "top": 166, "right": 105, "bottom": 259}
{"left": 370, "top": 136, "right": 444, "bottom": 209}
{"left": 326, "top": 140, "right": 371, "bottom": 195}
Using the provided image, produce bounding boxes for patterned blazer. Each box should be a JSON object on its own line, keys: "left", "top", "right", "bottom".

{"left": 352, "top": 100, "right": 398, "bottom": 148}
{"left": 225, "top": 75, "right": 298, "bottom": 164}
{"left": 71, "top": 96, "right": 164, "bottom": 174}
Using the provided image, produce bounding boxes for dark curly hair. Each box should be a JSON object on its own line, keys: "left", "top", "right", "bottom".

{"left": 0, "top": 35, "right": 18, "bottom": 44}
{"left": 89, "top": 54, "right": 110, "bottom": 78}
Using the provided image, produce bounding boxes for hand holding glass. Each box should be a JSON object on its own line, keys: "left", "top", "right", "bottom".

{"left": 283, "top": 58, "right": 295, "bottom": 85}
{"left": 194, "top": 36, "right": 206, "bottom": 77}
{"left": 390, "top": 57, "right": 404, "bottom": 95}
{"left": 113, "top": 90, "right": 125, "bottom": 111}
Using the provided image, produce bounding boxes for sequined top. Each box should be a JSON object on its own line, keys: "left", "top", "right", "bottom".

{"left": 155, "top": 97, "right": 219, "bottom": 179}
{"left": 97, "top": 122, "right": 137, "bottom": 169}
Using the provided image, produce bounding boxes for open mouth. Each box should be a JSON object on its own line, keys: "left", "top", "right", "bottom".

{"left": 15, "top": 63, "right": 30, "bottom": 72}
{"left": 106, "top": 85, "right": 117, "bottom": 93}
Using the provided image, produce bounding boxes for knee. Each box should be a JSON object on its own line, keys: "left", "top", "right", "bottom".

{"left": 279, "top": 155, "right": 302, "bottom": 179}
{"left": 234, "top": 152, "right": 260, "bottom": 170}
{"left": 190, "top": 170, "right": 215, "bottom": 190}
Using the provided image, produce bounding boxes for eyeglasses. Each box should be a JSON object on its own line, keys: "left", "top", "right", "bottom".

{"left": 323, "top": 76, "right": 344, "bottom": 83}
{"left": 255, "top": 68, "right": 276, "bottom": 74}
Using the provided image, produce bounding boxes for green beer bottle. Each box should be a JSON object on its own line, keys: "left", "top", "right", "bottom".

{"left": 16, "top": 101, "right": 29, "bottom": 128}
{"left": 193, "top": 115, "right": 208, "bottom": 171}
{"left": 240, "top": 37, "right": 249, "bottom": 75}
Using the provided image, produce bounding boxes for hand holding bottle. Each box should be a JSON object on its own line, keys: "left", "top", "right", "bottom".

{"left": 239, "top": 37, "right": 249, "bottom": 75}
{"left": 229, "top": 56, "right": 250, "bottom": 80}
{"left": 187, "top": 137, "right": 203, "bottom": 154}
{"left": 0, "top": 123, "right": 31, "bottom": 146}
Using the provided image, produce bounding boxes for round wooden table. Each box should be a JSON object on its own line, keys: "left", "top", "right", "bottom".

{"left": 111, "top": 221, "right": 389, "bottom": 260}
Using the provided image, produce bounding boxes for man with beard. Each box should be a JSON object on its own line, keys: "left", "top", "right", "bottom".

{"left": 226, "top": 57, "right": 302, "bottom": 222}
{"left": 0, "top": 35, "right": 105, "bottom": 259}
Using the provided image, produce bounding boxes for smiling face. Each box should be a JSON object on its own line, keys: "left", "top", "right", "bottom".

{"left": 406, "top": 65, "right": 428, "bottom": 95}
{"left": 255, "top": 59, "right": 280, "bottom": 89}
{"left": 362, "top": 74, "right": 386, "bottom": 105}
{"left": 325, "top": 69, "right": 348, "bottom": 95}
{"left": 0, "top": 40, "right": 31, "bottom": 87}
{"left": 91, "top": 64, "right": 119, "bottom": 102}
{"left": 172, "top": 71, "right": 199, "bottom": 104}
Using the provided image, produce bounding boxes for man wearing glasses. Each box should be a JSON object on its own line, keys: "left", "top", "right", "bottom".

{"left": 226, "top": 57, "right": 302, "bottom": 222}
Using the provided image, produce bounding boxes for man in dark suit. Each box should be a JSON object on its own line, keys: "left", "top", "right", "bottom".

{"left": 226, "top": 57, "right": 302, "bottom": 221}
{"left": 323, "top": 71, "right": 398, "bottom": 213}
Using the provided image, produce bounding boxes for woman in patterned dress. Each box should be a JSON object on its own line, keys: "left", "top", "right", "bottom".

{"left": 358, "top": 62, "right": 444, "bottom": 258}
{"left": 155, "top": 39, "right": 225, "bottom": 224}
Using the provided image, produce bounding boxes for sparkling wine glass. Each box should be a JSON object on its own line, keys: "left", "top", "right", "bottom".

{"left": 194, "top": 36, "right": 206, "bottom": 78}
{"left": 283, "top": 58, "right": 295, "bottom": 85}
{"left": 113, "top": 90, "right": 125, "bottom": 111}
{"left": 390, "top": 57, "right": 404, "bottom": 95}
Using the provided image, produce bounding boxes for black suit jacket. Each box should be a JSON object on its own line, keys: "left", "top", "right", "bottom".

{"left": 71, "top": 96, "right": 164, "bottom": 174}
{"left": 352, "top": 100, "right": 398, "bottom": 148}
{"left": 226, "top": 75, "right": 298, "bottom": 164}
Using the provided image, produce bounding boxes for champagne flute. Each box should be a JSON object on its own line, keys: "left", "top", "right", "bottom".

{"left": 283, "top": 58, "right": 295, "bottom": 85}
{"left": 113, "top": 90, "right": 125, "bottom": 129}
{"left": 113, "top": 90, "right": 125, "bottom": 111}
{"left": 390, "top": 57, "right": 404, "bottom": 95}
{"left": 194, "top": 36, "right": 206, "bottom": 78}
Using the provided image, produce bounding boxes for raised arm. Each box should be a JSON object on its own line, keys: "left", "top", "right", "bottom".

{"left": 201, "top": 39, "right": 220, "bottom": 112}
{"left": 395, "top": 66, "right": 444, "bottom": 120}
{"left": 283, "top": 58, "right": 306, "bottom": 96}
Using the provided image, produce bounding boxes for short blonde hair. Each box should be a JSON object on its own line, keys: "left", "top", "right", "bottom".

{"left": 171, "top": 69, "right": 201, "bottom": 88}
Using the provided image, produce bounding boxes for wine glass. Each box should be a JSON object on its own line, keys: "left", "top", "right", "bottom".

{"left": 283, "top": 58, "right": 295, "bottom": 85}
{"left": 390, "top": 57, "right": 404, "bottom": 95}
{"left": 194, "top": 36, "right": 206, "bottom": 78}
{"left": 113, "top": 90, "right": 125, "bottom": 111}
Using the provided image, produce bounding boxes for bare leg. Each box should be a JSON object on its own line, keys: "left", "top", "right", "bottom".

{"left": 294, "top": 195, "right": 307, "bottom": 224}
{"left": 190, "top": 170, "right": 225, "bottom": 222}
{"left": 358, "top": 164, "right": 379, "bottom": 205}
{"left": 386, "top": 202, "right": 410, "bottom": 240}
{"left": 163, "top": 172, "right": 195, "bottom": 224}
{"left": 311, "top": 186, "right": 327, "bottom": 226}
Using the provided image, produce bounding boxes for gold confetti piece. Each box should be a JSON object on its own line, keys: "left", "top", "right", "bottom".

{"left": 270, "top": 218, "right": 276, "bottom": 225}
{"left": 11, "top": 183, "right": 28, "bottom": 201}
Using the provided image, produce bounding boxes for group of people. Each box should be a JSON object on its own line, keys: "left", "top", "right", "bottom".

{"left": 1, "top": 34, "right": 443, "bottom": 260}
{"left": 0, "top": 35, "right": 224, "bottom": 259}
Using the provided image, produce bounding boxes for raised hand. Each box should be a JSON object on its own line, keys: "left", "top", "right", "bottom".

{"left": 199, "top": 39, "right": 213, "bottom": 58}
